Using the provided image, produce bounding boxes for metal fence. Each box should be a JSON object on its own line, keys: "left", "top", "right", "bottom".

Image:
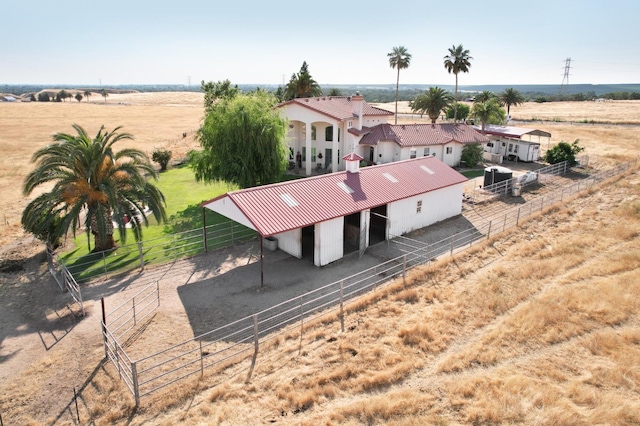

{"left": 46, "top": 243, "right": 85, "bottom": 316}
{"left": 100, "top": 158, "right": 636, "bottom": 405}
{"left": 60, "top": 219, "right": 256, "bottom": 283}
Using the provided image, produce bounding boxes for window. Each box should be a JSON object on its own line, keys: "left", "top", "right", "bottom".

{"left": 508, "top": 144, "right": 513, "bottom": 152}
{"left": 514, "top": 145, "right": 519, "bottom": 153}
{"left": 311, "top": 125, "right": 316, "bottom": 141}
{"left": 410, "top": 149, "right": 417, "bottom": 159}
{"left": 311, "top": 147, "right": 316, "bottom": 162}
{"left": 326, "top": 126, "right": 333, "bottom": 141}
{"left": 487, "top": 142, "right": 494, "bottom": 148}
{"left": 416, "top": 200, "right": 422, "bottom": 213}
{"left": 423, "top": 147, "right": 430, "bottom": 156}
{"left": 502, "top": 142, "right": 506, "bottom": 147}
{"left": 446, "top": 147, "right": 453, "bottom": 154}
{"left": 348, "top": 121, "right": 353, "bottom": 128}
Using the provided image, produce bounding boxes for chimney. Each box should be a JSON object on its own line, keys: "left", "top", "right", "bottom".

{"left": 343, "top": 152, "right": 364, "bottom": 173}
{"left": 351, "top": 91, "right": 364, "bottom": 130}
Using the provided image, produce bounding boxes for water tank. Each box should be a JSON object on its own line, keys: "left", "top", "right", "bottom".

{"left": 483, "top": 166, "right": 513, "bottom": 187}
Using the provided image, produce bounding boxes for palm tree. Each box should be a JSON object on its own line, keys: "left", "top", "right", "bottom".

{"left": 443, "top": 44, "right": 473, "bottom": 122}
{"left": 22, "top": 124, "right": 166, "bottom": 252}
{"left": 410, "top": 87, "right": 454, "bottom": 123}
{"left": 474, "top": 90, "right": 495, "bottom": 103}
{"left": 499, "top": 87, "right": 525, "bottom": 117}
{"left": 388, "top": 46, "right": 412, "bottom": 125}
{"left": 470, "top": 98, "right": 506, "bottom": 134}
{"left": 284, "top": 61, "right": 322, "bottom": 100}
{"left": 84, "top": 90, "right": 92, "bottom": 102}
{"left": 101, "top": 89, "right": 109, "bottom": 103}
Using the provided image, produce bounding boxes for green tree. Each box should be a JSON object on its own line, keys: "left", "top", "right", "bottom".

{"left": 152, "top": 148, "right": 172, "bottom": 171}
{"left": 474, "top": 90, "right": 495, "bottom": 103}
{"left": 470, "top": 98, "right": 506, "bottom": 133}
{"left": 22, "top": 124, "right": 167, "bottom": 252}
{"left": 75, "top": 92, "right": 83, "bottom": 102}
{"left": 544, "top": 139, "right": 584, "bottom": 165}
{"left": 101, "top": 89, "right": 109, "bottom": 102}
{"left": 189, "top": 92, "right": 288, "bottom": 189}
{"left": 284, "top": 61, "right": 322, "bottom": 100}
{"left": 201, "top": 79, "right": 239, "bottom": 111}
{"left": 388, "top": 46, "right": 412, "bottom": 125}
{"left": 446, "top": 103, "right": 470, "bottom": 121}
{"left": 58, "top": 90, "right": 68, "bottom": 102}
{"left": 84, "top": 90, "right": 92, "bottom": 102}
{"left": 37, "top": 92, "right": 50, "bottom": 102}
{"left": 410, "top": 87, "right": 453, "bottom": 123}
{"left": 443, "top": 44, "right": 472, "bottom": 122}
{"left": 460, "top": 143, "right": 484, "bottom": 167}
{"left": 327, "top": 88, "right": 342, "bottom": 96}
{"left": 499, "top": 87, "right": 525, "bottom": 116}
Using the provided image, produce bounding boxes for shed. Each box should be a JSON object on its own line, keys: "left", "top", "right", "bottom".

{"left": 475, "top": 124, "right": 551, "bottom": 163}
{"left": 201, "top": 155, "right": 467, "bottom": 275}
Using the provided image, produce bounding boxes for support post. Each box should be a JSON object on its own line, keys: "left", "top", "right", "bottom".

{"left": 202, "top": 208, "right": 208, "bottom": 252}
{"left": 246, "top": 314, "right": 259, "bottom": 383}
{"left": 101, "top": 298, "right": 108, "bottom": 358}
{"left": 260, "top": 236, "right": 264, "bottom": 289}
{"left": 137, "top": 241, "right": 144, "bottom": 271}
{"left": 132, "top": 361, "right": 140, "bottom": 406}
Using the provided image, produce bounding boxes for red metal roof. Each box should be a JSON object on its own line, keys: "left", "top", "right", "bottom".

{"left": 202, "top": 156, "right": 467, "bottom": 236}
{"left": 472, "top": 124, "right": 551, "bottom": 139}
{"left": 277, "top": 96, "right": 393, "bottom": 121}
{"left": 360, "top": 123, "right": 489, "bottom": 147}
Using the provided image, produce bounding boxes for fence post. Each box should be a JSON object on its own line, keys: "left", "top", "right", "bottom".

{"left": 202, "top": 208, "right": 208, "bottom": 253}
{"left": 137, "top": 241, "right": 144, "bottom": 271}
{"left": 487, "top": 221, "right": 492, "bottom": 240}
{"left": 402, "top": 254, "right": 407, "bottom": 284}
{"left": 132, "top": 361, "right": 140, "bottom": 406}
{"left": 298, "top": 302, "right": 304, "bottom": 356}
{"left": 540, "top": 196, "right": 544, "bottom": 212}
{"left": 101, "top": 298, "right": 108, "bottom": 358}
{"left": 503, "top": 214, "right": 507, "bottom": 232}
{"left": 245, "top": 314, "right": 259, "bottom": 383}
{"left": 103, "top": 250, "right": 108, "bottom": 278}
{"left": 132, "top": 297, "right": 137, "bottom": 326}
{"left": 199, "top": 340, "right": 204, "bottom": 376}
{"left": 339, "top": 280, "right": 344, "bottom": 333}
{"left": 173, "top": 235, "right": 177, "bottom": 261}
{"left": 450, "top": 234, "right": 455, "bottom": 256}
{"left": 516, "top": 207, "right": 521, "bottom": 226}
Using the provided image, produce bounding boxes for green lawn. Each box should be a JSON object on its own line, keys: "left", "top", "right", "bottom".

{"left": 60, "top": 166, "right": 301, "bottom": 280}
{"left": 461, "top": 169, "right": 485, "bottom": 179}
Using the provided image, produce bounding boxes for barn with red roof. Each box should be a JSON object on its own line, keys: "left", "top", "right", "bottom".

{"left": 202, "top": 154, "right": 466, "bottom": 267}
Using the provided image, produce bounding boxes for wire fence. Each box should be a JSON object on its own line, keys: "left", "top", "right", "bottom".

{"left": 99, "top": 157, "right": 636, "bottom": 405}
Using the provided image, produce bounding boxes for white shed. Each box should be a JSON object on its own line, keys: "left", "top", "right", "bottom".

{"left": 201, "top": 155, "right": 467, "bottom": 268}
{"left": 475, "top": 124, "right": 551, "bottom": 163}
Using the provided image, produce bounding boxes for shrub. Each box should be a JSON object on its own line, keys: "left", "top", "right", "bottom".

{"left": 544, "top": 139, "right": 584, "bottom": 165}
{"left": 461, "top": 143, "right": 484, "bottom": 167}
{"left": 152, "top": 148, "right": 172, "bottom": 171}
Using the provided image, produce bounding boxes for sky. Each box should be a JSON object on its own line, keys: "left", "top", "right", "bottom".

{"left": 2, "top": 0, "right": 639, "bottom": 87}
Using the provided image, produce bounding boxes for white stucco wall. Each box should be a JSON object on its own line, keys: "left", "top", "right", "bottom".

{"left": 387, "top": 183, "right": 464, "bottom": 237}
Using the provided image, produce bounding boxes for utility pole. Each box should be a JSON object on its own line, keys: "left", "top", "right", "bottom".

{"left": 559, "top": 58, "right": 571, "bottom": 97}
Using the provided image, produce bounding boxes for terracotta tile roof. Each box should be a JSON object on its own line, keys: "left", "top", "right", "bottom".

{"left": 360, "top": 123, "right": 489, "bottom": 147}
{"left": 202, "top": 156, "right": 466, "bottom": 236}
{"left": 277, "top": 96, "right": 393, "bottom": 121}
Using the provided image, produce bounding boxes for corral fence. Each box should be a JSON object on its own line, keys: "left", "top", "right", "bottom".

{"left": 100, "top": 158, "right": 637, "bottom": 405}
{"left": 46, "top": 243, "right": 85, "bottom": 316}
{"left": 467, "top": 156, "right": 589, "bottom": 204}
{"left": 59, "top": 219, "right": 255, "bottom": 284}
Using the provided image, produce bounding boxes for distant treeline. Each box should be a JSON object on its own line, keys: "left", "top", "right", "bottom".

{"left": 4, "top": 83, "right": 640, "bottom": 103}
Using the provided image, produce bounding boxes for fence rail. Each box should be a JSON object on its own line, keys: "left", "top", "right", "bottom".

{"left": 99, "top": 157, "right": 636, "bottom": 405}
{"left": 46, "top": 243, "right": 85, "bottom": 316}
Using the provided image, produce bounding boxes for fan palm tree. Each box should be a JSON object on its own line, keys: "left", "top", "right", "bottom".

{"left": 499, "top": 87, "right": 525, "bottom": 116}
{"left": 388, "top": 46, "right": 412, "bottom": 125}
{"left": 284, "top": 61, "right": 322, "bottom": 100}
{"left": 22, "top": 124, "right": 166, "bottom": 252}
{"left": 101, "top": 89, "right": 109, "bottom": 102}
{"left": 410, "top": 87, "right": 454, "bottom": 123}
{"left": 470, "top": 98, "right": 506, "bottom": 134}
{"left": 443, "top": 44, "right": 472, "bottom": 122}
{"left": 84, "top": 90, "right": 92, "bottom": 102}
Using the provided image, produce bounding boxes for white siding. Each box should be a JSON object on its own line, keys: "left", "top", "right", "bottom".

{"left": 388, "top": 183, "right": 464, "bottom": 236}
{"left": 316, "top": 217, "right": 344, "bottom": 266}
{"left": 203, "top": 198, "right": 256, "bottom": 230}
{"left": 274, "top": 228, "right": 301, "bottom": 258}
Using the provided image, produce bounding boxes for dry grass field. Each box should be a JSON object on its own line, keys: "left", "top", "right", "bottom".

{"left": 0, "top": 94, "right": 639, "bottom": 425}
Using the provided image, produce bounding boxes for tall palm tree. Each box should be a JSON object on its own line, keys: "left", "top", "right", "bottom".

{"left": 388, "top": 46, "right": 412, "bottom": 125}
{"left": 443, "top": 44, "right": 473, "bottom": 122}
{"left": 22, "top": 124, "right": 166, "bottom": 252}
{"left": 84, "top": 90, "right": 92, "bottom": 102}
{"left": 284, "top": 61, "right": 322, "bottom": 100}
{"left": 410, "top": 87, "right": 454, "bottom": 123}
{"left": 474, "top": 90, "right": 495, "bottom": 103}
{"left": 499, "top": 87, "right": 525, "bottom": 117}
{"left": 101, "top": 89, "right": 109, "bottom": 102}
{"left": 470, "top": 98, "right": 506, "bottom": 134}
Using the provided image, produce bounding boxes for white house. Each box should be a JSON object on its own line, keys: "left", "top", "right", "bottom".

{"left": 201, "top": 155, "right": 467, "bottom": 267}
{"left": 475, "top": 124, "right": 551, "bottom": 163}
{"left": 277, "top": 95, "right": 488, "bottom": 174}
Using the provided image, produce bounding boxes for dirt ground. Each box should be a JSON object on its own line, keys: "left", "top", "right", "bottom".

{"left": 1, "top": 95, "right": 639, "bottom": 424}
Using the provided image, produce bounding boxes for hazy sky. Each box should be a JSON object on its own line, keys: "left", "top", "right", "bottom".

{"left": 2, "top": 0, "right": 639, "bottom": 86}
